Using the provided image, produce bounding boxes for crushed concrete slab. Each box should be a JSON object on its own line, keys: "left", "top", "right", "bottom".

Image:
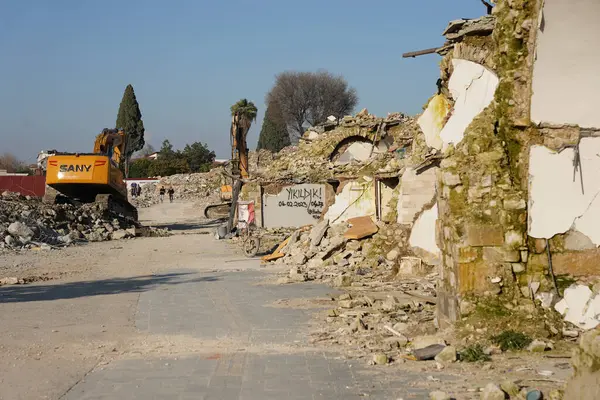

{"left": 439, "top": 59, "right": 499, "bottom": 147}
{"left": 309, "top": 220, "right": 329, "bottom": 247}
{"left": 554, "top": 284, "right": 600, "bottom": 330}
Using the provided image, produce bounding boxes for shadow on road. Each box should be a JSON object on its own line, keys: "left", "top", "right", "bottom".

{"left": 0, "top": 273, "right": 221, "bottom": 303}
{"left": 151, "top": 219, "right": 225, "bottom": 232}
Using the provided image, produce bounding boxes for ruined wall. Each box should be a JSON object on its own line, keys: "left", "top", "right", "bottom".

{"left": 431, "top": 0, "right": 600, "bottom": 327}
{"left": 525, "top": 0, "right": 600, "bottom": 280}
{"left": 324, "top": 179, "right": 376, "bottom": 224}
{"left": 432, "top": 1, "right": 539, "bottom": 325}
{"left": 530, "top": 0, "right": 600, "bottom": 129}
{"left": 261, "top": 183, "right": 335, "bottom": 228}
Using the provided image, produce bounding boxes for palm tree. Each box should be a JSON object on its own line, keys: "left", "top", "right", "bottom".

{"left": 230, "top": 99, "right": 258, "bottom": 178}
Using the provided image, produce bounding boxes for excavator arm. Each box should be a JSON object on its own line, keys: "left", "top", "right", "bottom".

{"left": 93, "top": 129, "right": 126, "bottom": 166}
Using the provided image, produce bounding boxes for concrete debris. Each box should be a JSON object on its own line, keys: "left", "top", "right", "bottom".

{"left": 309, "top": 219, "right": 329, "bottom": 247}
{"left": 434, "top": 345, "right": 457, "bottom": 363}
{"left": 554, "top": 284, "right": 600, "bottom": 330}
{"left": 413, "top": 344, "right": 446, "bottom": 361}
{"left": 0, "top": 192, "right": 169, "bottom": 252}
{"left": 499, "top": 380, "right": 520, "bottom": 398}
{"left": 412, "top": 336, "right": 447, "bottom": 350}
{"left": 441, "top": 16, "right": 496, "bottom": 43}
{"left": 480, "top": 383, "right": 505, "bottom": 400}
{"left": 250, "top": 110, "right": 418, "bottom": 184}
{"left": 0, "top": 277, "right": 22, "bottom": 285}
{"left": 527, "top": 340, "right": 548, "bottom": 353}
{"left": 131, "top": 167, "right": 225, "bottom": 209}
{"left": 371, "top": 353, "right": 388, "bottom": 365}
{"left": 429, "top": 391, "right": 451, "bottom": 400}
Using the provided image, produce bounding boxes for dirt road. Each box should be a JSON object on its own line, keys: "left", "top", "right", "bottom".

{"left": 0, "top": 201, "right": 572, "bottom": 399}
{"left": 0, "top": 201, "right": 251, "bottom": 399}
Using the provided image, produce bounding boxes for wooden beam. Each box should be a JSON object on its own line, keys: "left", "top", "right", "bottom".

{"left": 402, "top": 47, "right": 440, "bottom": 58}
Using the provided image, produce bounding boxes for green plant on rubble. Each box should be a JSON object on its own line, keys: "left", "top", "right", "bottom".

{"left": 555, "top": 274, "right": 577, "bottom": 295}
{"left": 460, "top": 344, "right": 491, "bottom": 363}
{"left": 491, "top": 330, "right": 532, "bottom": 352}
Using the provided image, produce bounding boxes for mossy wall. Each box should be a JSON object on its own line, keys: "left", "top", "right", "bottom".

{"left": 436, "top": 0, "right": 542, "bottom": 326}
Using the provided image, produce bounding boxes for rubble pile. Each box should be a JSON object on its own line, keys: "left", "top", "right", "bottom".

{"left": 132, "top": 167, "right": 226, "bottom": 208}
{"left": 0, "top": 191, "right": 168, "bottom": 251}
{"left": 252, "top": 110, "right": 424, "bottom": 183}
{"left": 263, "top": 218, "right": 442, "bottom": 360}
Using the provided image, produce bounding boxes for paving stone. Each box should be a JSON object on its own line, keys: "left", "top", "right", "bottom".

{"left": 63, "top": 268, "right": 455, "bottom": 399}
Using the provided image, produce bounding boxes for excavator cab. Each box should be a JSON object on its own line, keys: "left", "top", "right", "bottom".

{"left": 43, "top": 128, "right": 138, "bottom": 220}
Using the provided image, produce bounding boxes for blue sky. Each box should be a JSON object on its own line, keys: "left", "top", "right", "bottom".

{"left": 0, "top": 0, "right": 484, "bottom": 164}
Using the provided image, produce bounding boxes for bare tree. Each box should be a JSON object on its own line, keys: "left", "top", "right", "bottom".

{"left": 0, "top": 153, "right": 26, "bottom": 173}
{"left": 267, "top": 70, "right": 358, "bottom": 142}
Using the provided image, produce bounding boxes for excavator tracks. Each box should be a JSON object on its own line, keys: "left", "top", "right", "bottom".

{"left": 95, "top": 194, "right": 138, "bottom": 222}
{"left": 44, "top": 191, "right": 138, "bottom": 222}
{"left": 203, "top": 202, "right": 232, "bottom": 219}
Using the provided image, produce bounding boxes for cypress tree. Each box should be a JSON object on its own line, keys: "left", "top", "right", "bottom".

{"left": 257, "top": 101, "right": 291, "bottom": 152}
{"left": 116, "top": 84, "right": 145, "bottom": 176}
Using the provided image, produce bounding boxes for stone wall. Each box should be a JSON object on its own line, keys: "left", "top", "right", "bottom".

{"left": 429, "top": 0, "right": 600, "bottom": 326}
{"left": 432, "top": 0, "right": 540, "bottom": 325}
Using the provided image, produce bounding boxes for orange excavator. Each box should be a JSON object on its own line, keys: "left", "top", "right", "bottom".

{"left": 43, "top": 128, "right": 138, "bottom": 221}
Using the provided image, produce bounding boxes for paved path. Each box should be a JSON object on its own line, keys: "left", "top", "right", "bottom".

{"left": 61, "top": 267, "right": 443, "bottom": 400}
{"left": 0, "top": 201, "right": 451, "bottom": 399}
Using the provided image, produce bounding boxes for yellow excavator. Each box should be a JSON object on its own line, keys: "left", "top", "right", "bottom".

{"left": 43, "top": 129, "right": 138, "bottom": 221}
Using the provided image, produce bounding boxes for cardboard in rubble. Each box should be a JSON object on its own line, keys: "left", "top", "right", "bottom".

{"left": 344, "top": 216, "right": 378, "bottom": 240}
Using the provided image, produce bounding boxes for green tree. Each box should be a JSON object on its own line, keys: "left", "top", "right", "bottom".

{"left": 148, "top": 158, "right": 190, "bottom": 177}
{"left": 128, "top": 158, "right": 153, "bottom": 178}
{"left": 182, "top": 142, "right": 216, "bottom": 173}
{"left": 230, "top": 99, "right": 258, "bottom": 178}
{"left": 159, "top": 139, "right": 176, "bottom": 158}
{"left": 116, "top": 84, "right": 145, "bottom": 177}
{"left": 257, "top": 101, "right": 290, "bottom": 152}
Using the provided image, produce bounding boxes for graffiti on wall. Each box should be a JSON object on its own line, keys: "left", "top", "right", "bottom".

{"left": 277, "top": 187, "right": 324, "bottom": 219}
{"left": 263, "top": 184, "right": 327, "bottom": 228}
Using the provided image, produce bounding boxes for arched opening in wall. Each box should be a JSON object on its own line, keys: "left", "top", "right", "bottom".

{"left": 329, "top": 136, "right": 374, "bottom": 164}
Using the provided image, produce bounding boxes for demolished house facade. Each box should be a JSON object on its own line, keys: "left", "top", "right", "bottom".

{"left": 237, "top": 0, "right": 600, "bottom": 334}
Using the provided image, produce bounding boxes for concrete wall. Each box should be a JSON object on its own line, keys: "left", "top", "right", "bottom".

{"left": 531, "top": 0, "right": 600, "bottom": 128}
{"left": 262, "top": 183, "right": 331, "bottom": 228}
{"left": 324, "top": 179, "right": 376, "bottom": 224}
{"left": 397, "top": 167, "right": 438, "bottom": 225}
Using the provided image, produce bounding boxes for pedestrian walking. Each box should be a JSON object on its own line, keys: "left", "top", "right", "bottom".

{"left": 159, "top": 186, "right": 165, "bottom": 203}
{"left": 168, "top": 187, "right": 175, "bottom": 203}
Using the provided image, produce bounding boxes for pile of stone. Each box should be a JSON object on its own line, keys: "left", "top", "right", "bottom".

{"left": 263, "top": 218, "right": 443, "bottom": 360}
{"left": 131, "top": 167, "right": 226, "bottom": 208}
{"left": 271, "top": 218, "right": 428, "bottom": 285}
{"left": 0, "top": 191, "right": 168, "bottom": 250}
{"left": 251, "top": 110, "right": 423, "bottom": 183}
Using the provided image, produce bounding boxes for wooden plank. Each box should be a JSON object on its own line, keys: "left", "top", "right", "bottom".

{"left": 261, "top": 237, "right": 290, "bottom": 262}
{"left": 402, "top": 47, "right": 440, "bottom": 58}
{"left": 344, "top": 216, "right": 378, "bottom": 240}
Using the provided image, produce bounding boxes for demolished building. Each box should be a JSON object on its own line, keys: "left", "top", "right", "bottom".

{"left": 246, "top": 0, "right": 600, "bottom": 335}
